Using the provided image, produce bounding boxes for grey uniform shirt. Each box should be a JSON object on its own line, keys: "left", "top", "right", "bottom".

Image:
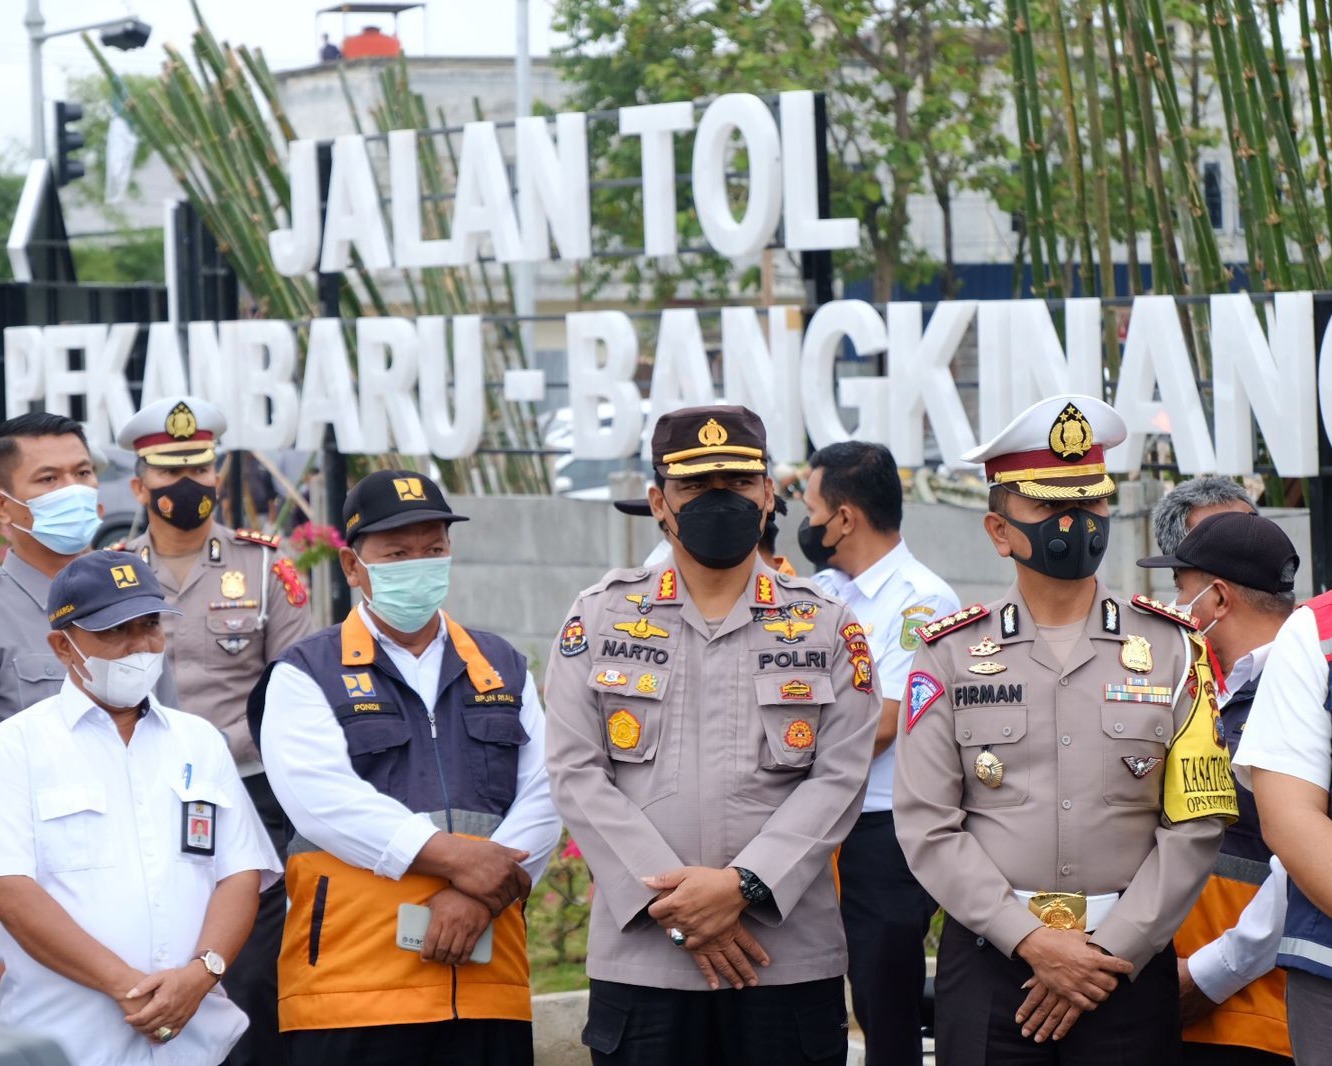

{"left": 544, "top": 555, "right": 879, "bottom": 989}
{"left": 0, "top": 552, "right": 66, "bottom": 722}
{"left": 893, "top": 580, "right": 1228, "bottom": 974}
{"left": 0, "top": 551, "right": 179, "bottom": 723}
{"left": 126, "top": 524, "right": 312, "bottom": 772}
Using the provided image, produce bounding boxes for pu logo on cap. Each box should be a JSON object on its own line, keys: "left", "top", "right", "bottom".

{"left": 166, "top": 402, "right": 197, "bottom": 440}
{"left": 393, "top": 477, "right": 426, "bottom": 502}
{"left": 697, "top": 418, "right": 728, "bottom": 447}
{"left": 1049, "top": 403, "right": 1094, "bottom": 461}
{"left": 111, "top": 564, "right": 139, "bottom": 589}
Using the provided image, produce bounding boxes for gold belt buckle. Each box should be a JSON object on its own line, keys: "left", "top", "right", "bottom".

{"left": 1028, "top": 892, "right": 1087, "bottom": 931}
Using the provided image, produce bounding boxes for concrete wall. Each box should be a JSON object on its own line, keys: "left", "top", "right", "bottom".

{"left": 443, "top": 490, "right": 1314, "bottom": 683}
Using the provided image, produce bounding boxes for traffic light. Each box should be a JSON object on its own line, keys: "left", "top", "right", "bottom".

{"left": 54, "top": 101, "right": 84, "bottom": 187}
{"left": 100, "top": 19, "right": 151, "bottom": 51}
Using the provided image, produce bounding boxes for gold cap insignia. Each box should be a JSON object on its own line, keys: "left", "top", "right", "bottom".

{"left": 698, "top": 418, "right": 728, "bottom": 447}
{"left": 1049, "top": 402, "right": 1094, "bottom": 461}
{"left": 166, "top": 402, "right": 198, "bottom": 441}
{"left": 394, "top": 477, "right": 426, "bottom": 502}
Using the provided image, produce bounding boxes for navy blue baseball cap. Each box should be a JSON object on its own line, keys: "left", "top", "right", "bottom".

{"left": 47, "top": 550, "right": 182, "bottom": 631}
{"left": 343, "top": 469, "right": 468, "bottom": 544}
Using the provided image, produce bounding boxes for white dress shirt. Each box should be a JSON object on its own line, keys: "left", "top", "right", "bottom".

{"left": 0, "top": 680, "right": 281, "bottom": 1066}
{"left": 814, "top": 541, "right": 959, "bottom": 812}
{"left": 1233, "top": 606, "right": 1331, "bottom": 791}
{"left": 262, "top": 606, "right": 560, "bottom": 885}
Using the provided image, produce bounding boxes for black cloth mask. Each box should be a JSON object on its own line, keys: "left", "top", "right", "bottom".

{"left": 671, "top": 489, "right": 763, "bottom": 570}
{"left": 1004, "top": 507, "right": 1110, "bottom": 581}
{"left": 150, "top": 478, "right": 217, "bottom": 532}
{"left": 797, "top": 515, "right": 846, "bottom": 571}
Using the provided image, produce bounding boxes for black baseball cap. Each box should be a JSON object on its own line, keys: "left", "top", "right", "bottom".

{"left": 1137, "top": 511, "right": 1299, "bottom": 594}
{"left": 343, "top": 469, "right": 469, "bottom": 544}
{"left": 47, "top": 550, "right": 183, "bottom": 631}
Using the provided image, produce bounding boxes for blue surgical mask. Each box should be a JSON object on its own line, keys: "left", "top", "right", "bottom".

{"left": 4, "top": 484, "right": 101, "bottom": 556}
{"left": 356, "top": 554, "right": 452, "bottom": 633}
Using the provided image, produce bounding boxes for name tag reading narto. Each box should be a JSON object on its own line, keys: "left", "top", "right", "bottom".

{"left": 182, "top": 800, "right": 217, "bottom": 856}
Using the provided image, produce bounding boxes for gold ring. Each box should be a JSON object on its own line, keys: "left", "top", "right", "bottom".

{"left": 155, "top": 1026, "right": 174, "bottom": 1042}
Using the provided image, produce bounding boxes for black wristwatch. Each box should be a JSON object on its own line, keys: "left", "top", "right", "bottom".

{"left": 735, "top": 867, "right": 772, "bottom": 905}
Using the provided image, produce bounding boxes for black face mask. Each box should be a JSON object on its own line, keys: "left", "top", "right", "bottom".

{"left": 1004, "top": 507, "right": 1109, "bottom": 581}
{"left": 150, "top": 477, "right": 217, "bottom": 532}
{"left": 671, "top": 489, "right": 763, "bottom": 570}
{"left": 797, "top": 515, "right": 846, "bottom": 571}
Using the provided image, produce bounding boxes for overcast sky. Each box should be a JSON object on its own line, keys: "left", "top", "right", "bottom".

{"left": 4, "top": 0, "right": 561, "bottom": 164}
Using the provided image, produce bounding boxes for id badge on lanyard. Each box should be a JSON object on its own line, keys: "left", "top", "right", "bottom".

{"left": 182, "top": 800, "right": 217, "bottom": 856}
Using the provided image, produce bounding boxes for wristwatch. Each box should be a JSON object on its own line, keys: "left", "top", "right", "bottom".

{"left": 735, "top": 867, "right": 772, "bottom": 905}
{"left": 196, "top": 949, "right": 226, "bottom": 980}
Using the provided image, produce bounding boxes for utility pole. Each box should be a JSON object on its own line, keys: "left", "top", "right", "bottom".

{"left": 26, "top": 0, "right": 45, "bottom": 160}
{"left": 514, "top": 0, "right": 536, "bottom": 362}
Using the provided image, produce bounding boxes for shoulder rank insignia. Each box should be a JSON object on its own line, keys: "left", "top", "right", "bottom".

{"left": 271, "top": 557, "right": 308, "bottom": 607}
{"left": 755, "top": 574, "right": 776, "bottom": 605}
{"left": 656, "top": 569, "right": 678, "bottom": 601}
{"left": 1130, "top": 594, "right": 1199, "bottom": 629}
{"left": 918, "top": 605, "right": 990, "bottom": 645}
{"left": 1102, "top": 599, "right": 1120, "bottom": 634}
{"left": 237, "top": 528, "right": 281, "bottom": 549}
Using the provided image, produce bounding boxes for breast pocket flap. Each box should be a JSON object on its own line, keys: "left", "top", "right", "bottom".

{"left": 753, "top": 673, "right": 836, "bottom": 706}
{"left": 954, "top": 708, "right": 1028, "bottom": 747}
{"left": 36, "top": 784, "right": 107, "bottom": 821}
{"left": 462, "top": 710, "right": 530, "bottom": 747}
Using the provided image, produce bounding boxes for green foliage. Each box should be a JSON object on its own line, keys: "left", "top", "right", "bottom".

{"left": 64, "top": 71, "right": 158, "bottom": 222}
{"left": 553, "top": 0, "right": 1013, "bottom": 301}
{"left": 0, "top": 155, "right": 28, "bottom": 283}
{"left": 526, "top": 831, "right": 592, "bottom": 992}
{"left": 70, "top": 229, "right": 166, "bottom": 284}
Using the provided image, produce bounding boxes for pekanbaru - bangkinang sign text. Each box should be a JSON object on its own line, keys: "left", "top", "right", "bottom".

{"left": 2, "top": 90, "right": 1326, "bottom": 477}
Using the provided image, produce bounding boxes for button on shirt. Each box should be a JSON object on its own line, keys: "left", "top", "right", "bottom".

{"left": 262, "top": 606, "right": 559, "bottom": 885}
{"left": 0, "top": 680, "right": 282, "bottom": 1066}
{"left": 814, "top": 541, "right": 958, "bottom": 811}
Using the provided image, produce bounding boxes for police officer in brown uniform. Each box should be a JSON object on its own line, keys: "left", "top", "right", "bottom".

{"left": 117, "top": 395, "right": 312, "bottom": 1066}
{"left": 545, "top": 405, "right": 879, "bottom": 1066}
{"left": 894, "top": 395, "right": 1235, "bottom": 1064}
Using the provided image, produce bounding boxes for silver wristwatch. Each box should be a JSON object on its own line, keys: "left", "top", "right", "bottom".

{"left": 196, "top": 949, "right": 226, "bottom": 980}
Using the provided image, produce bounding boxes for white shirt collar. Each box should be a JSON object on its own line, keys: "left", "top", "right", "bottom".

{"left": 851, "top": 540, "right": 913, "bottom": 600}
{"left": 357, "top": 602, "right": 449, "bottom": 657}
{"left": 54, "top": 675, "right": 170, "bottom": 731}
{"left": 1223, "top": 641, "right": 1274, "bottom": 705}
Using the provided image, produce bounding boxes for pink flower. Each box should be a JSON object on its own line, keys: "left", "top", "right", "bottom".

{"left": 561, "top": 839, "right": 583, "bottom": 860}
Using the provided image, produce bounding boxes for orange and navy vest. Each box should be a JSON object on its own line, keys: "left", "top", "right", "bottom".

{"left": 1175, "top": 669, "right": 1290, "bottom": 1057}
{"left": 1278, "top": 592, "right": 1332, "bottom": 984}
{"left": 248, "top": 608, "right": 532, "bottom": 1032}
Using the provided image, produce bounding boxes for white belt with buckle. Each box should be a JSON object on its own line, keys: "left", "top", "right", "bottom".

{"left": 1014, "top": 889, "right": 1120, "bottom": 932}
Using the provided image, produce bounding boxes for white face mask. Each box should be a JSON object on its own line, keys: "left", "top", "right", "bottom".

{"left": 66, "top": 633, "right": 164, "bottom": 710}
{"left": 1175, "top": 583, "right": 1220, "bottom": 637}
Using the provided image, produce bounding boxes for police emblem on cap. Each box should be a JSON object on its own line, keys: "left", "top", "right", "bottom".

{"left": 1049, "top": 403, "right": 1095, "bottom": 461}
{"left": 698, "top": 418, "right": 728, "bottom": 447}
{"left": 111, "top": 564, "right": 139, "bottom": 589}
{"left": 394, "top": 477, "right": 426, "bottom": 502}
{"left": 166, "top": 402, "right": 198, "bottom": 441}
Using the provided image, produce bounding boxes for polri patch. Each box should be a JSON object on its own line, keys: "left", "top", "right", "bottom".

{"left": 906, "top": 671, "right": 944, "bottom": 732}
{"left": 560, "top": 617, "right": 589, "bottom": 656}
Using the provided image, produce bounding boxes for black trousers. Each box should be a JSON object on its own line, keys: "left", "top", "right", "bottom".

{"left": 583, "top": 977, "right": 848, "bottom": 1066}
{"left": 1181, "top": 1043, "right": 1293, "bottom": 1066}
{"left": 838, "top": 809, "right": 936, "bottom": 1066}
{"left": 223, "top": 773, "right": 287, "bottom": 1066}
{"left": 285, "top": 1019, "right": 533, "bottom": 1066}
{"left": 935, "top": 917, "right": 1181, "bottom": 1065}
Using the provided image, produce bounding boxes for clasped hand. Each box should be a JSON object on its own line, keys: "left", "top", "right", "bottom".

{"left": 642, "top": 866, "right": 770, "bottom": 990}
{"left": 1012, "top": 927, "right": 1133, "bottom": 1043}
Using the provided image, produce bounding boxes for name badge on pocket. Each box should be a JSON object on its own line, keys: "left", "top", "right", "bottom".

{"left": 182, "top": 800, "right": 216, "bottom": 856}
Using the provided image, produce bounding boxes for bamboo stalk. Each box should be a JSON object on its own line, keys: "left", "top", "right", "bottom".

{"left": 1048, "top": 0, "right": 1096, "bottom": 294}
